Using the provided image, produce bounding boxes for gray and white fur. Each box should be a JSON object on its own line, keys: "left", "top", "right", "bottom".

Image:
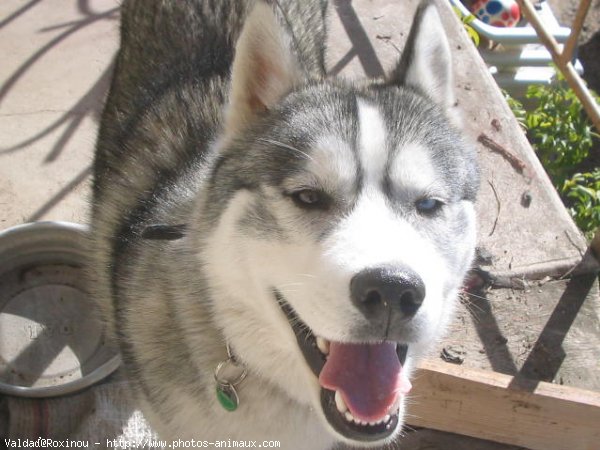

{"left": 90, "top": 0, "right": 479, "bottom": 448}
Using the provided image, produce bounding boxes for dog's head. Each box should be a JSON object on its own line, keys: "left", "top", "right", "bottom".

{"left": 199, "top": 0, "right": 478, "bottom": 445}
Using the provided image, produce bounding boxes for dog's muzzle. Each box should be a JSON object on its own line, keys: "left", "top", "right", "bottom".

{"left": 274, "top": 266, "right": 421, "bottom": 443}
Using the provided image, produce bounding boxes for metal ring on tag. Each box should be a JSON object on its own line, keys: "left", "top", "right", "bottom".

{"left": 214, "top": 358, "right": 248, "bottom": 387}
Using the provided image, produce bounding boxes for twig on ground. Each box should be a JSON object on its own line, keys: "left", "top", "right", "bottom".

{"left": 487, "top": 179, "right": 501, "bottom": 237}
{"left": 478, "top": 133, "right": 531, "bottom": 181}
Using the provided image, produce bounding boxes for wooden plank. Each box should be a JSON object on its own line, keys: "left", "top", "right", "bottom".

{"left": 407, "top": 360, "right": 600, "bottom": 450}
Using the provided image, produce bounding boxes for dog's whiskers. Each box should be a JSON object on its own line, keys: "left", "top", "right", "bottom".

{"left": 459, "top": 293, "right": 487, "bottom": 323}
{"left": 278, "top": 281, "right": 305, "bottom": 288}
{"left": 463, "top": 291, "right": 489, "bottom": 302}
{"left": 399, "top": 422, "right": 418, "bottom": 436}
{"left": 258, "top": 138, "right": 322, "bottom": 168}
{"left": 297, "top": 273, "right": 317, "bottom": 279}
{"left": 276, "top": 281, "right": 306, "bottom": 297}
{"left": 276, "top": 289, "right": 300, "bottom": 296}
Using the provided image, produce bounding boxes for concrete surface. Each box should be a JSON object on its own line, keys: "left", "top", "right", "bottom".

{"left": 1, "top": 0, "right": 600, "bottom": 448}
{"left": 0, "top": 1, "right": 119, "bottom": 226}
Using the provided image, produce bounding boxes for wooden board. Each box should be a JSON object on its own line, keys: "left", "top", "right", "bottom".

{"left": 407, "top": 359, "right": 600, "bottom": 450}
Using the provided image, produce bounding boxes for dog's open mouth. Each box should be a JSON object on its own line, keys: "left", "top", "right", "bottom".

{"left": 275, "top": 292, "right": 411, "bottom": 442}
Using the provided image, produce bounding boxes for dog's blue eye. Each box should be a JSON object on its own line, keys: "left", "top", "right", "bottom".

{"left": 415, "top": 197, "right": 443, "bottom": 214}
{"left": 290, "top": 189, "right": 328, "bottom": 209}
{"left": 298, "top": 190, "right": 318, "bottom": 204}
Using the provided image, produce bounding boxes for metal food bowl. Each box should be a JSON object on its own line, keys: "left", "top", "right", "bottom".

{"left": 0, "top": 221, "right": 120, "bottom": 397}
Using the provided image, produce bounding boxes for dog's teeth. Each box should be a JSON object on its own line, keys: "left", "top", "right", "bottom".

{"left": 316, "top": 337, "right": 329, "bottom": 355}
{"left": 341, "top": 408, "right": 379, "bottom": 427}
{"left": 384, "top": 414, "right": 391, "bottom": 423}
{"left": 334, "top": 391, "right": 347, "bottom": 413}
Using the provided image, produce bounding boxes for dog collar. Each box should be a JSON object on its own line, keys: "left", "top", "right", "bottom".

{"left": 214, "top": 344, "right": 248, "bottom": 412}
{"left": 141, "top": 223, "right": 187, "bottom": 240}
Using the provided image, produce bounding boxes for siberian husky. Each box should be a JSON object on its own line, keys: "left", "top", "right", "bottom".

{"left": 90, "top": 0, "right": 479, "bottom": 447}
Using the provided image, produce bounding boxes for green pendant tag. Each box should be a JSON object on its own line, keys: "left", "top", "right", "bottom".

{"left": 216, "top": 384, "right": 239, "bottom": 411}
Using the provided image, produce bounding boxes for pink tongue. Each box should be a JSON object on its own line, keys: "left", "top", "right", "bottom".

{"left": 319, "top": 342, "right": 410, "bottom": 422}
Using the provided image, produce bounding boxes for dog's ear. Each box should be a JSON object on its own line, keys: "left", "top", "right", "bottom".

{"left": 388, "top": 0, "right": 454, "bottom": 109}
{"left": 225, "top": 1, "right": 302, "bottom": 137}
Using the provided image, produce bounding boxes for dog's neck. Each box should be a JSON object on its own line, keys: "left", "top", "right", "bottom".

{"left": 142, "top": 223, "right": 250, "bottom": 407}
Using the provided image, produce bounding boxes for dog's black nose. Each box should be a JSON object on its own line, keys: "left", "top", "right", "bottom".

{"left": 350, "top": 266, "right": 425, "bottom": 323}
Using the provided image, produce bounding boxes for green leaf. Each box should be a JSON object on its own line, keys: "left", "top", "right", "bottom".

{"left": 507, "top": 75, "right": 600, "bottom": 237}
{"left": 466, "top": 26, "right": 480, "bottom": 47}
